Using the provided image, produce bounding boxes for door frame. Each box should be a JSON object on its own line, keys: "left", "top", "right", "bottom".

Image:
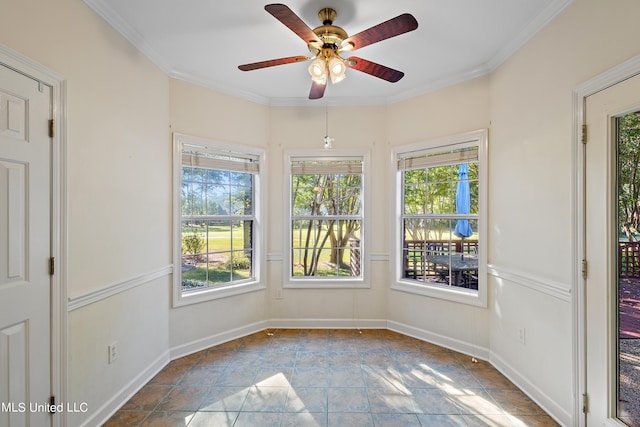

{"left": 0, "top": 44, "right": 67, "bottom": 427}
{"left": 573, "top": 54, "right": 640, "bottom": 426}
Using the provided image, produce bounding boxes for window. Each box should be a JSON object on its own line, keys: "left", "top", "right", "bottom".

{"left": 285, "top": 150, "right": 369, "bottom": 288}
{"left": 173, "top": 133, "right": 265, "bottom": 306}
{"left": 392, "top": 130, "right": 487, "bottom": 306}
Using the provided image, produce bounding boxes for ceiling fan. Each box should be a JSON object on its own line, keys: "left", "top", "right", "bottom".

{"left": 238, "top": 3, "right": 418, "bottom": 99}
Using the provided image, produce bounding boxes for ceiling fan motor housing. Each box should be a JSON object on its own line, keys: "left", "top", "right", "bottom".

{"left": 311, "top": 8, "right": 347, "bottom": 52}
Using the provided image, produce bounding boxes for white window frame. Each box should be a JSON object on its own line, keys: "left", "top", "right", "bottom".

{"left": 284, "top": 149, "right": 370, "bottom": 289}
{"left": 391, "top": 129, "right": 488, "bottom": 307}
{"left": 172, "top": 133, "right": 266, "bottom": 307}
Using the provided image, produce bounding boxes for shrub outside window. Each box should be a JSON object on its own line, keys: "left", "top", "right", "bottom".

{"left": 393, "top": 130, "right": 487, "bottom": 307}
{"left": 173, "top": 133, "right": 265, "bottom": 306}
{"left": 286, "top": 150, "right": 369, "bottom": 288}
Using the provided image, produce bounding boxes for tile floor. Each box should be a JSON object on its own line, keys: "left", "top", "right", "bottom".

{"left": 104, "top": 329, "right": 559, "bottom": 426}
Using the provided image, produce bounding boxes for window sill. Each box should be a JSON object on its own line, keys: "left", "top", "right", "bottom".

{"left": 172, "top": 280, "right": 266, "bottom": 307}
{"left": 391, "top": 280, "right": 487, "bottom": 308}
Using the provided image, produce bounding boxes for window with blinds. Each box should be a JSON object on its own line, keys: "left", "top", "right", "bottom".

{"left": 392, "top": 130, "right": 487, "bottom": 307}
{"left": 288, "top": 154, "right": 365, "bottom": 283}
{"left": 173, "top": 134, "right": 265, "bottom": 305}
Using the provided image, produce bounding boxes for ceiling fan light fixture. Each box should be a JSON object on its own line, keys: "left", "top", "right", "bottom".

{"left": 328, "top": 57, "right": 346, "bottom": 84}
{"left": 308, "top": 57, "right": 328, "bottom": 83}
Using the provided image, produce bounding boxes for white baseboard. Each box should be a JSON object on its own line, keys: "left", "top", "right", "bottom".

{"left": 267, "top": 318, "right": 388, "bottom": 330}
{"left": 387, "top": 320, "right": 490, "bottom": 361}
{"left": 170, "top": 320, "right": 269, "bottom": 360}
{"left": 85, "top": 350, "right": 170, "bottom": 427}
{"left": 490, "top": 351, "right": 572, "bottom": 426}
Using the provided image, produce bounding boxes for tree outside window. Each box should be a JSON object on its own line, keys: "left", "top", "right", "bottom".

{"left": 288, "top": 154, "right": 366, "bottom": 285}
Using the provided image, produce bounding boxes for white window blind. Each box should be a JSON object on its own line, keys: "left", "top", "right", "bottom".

{"left": 182, "top": 144, "right": 259, "bottom": 173}
{"left": 397, "top": 147, "right": 478, "bottom": 171}
{"left": 291, "top": 158, "right": 363, "bottom": 175}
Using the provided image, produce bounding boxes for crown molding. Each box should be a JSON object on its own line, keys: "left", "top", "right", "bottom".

{"left": 83, "top": 0, "right": 173, "bottom": 74}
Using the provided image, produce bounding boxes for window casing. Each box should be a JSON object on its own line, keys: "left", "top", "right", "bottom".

{"left": 392, "top": 130, "right": 487, "bottom": 307}
{"left": 173, "top": 133, "right": 265, "bottom": 306}
{"left": 285, "top": 150, "right": 369, "bottom": 288}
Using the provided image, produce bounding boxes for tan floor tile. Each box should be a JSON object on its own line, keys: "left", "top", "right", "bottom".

{"left": 416, "top": 414, "right": 469, "bottom": 426}
{"left": 103, "top": 409, "right": 150, "bottom": 426}
{"left": 282, "top": 412, "right": 327, "bottom": 427}
{"left": 327, "top": 412, "right": 374, "bottom": 427}
{"left": 155, "top": 385, "right": 208, "bottom": 411}
{"left": 122, "top": 384, "right": 172, "bottom": 411}
{"left": 139, "top": 411, "right": 195, "bottom": 427}
{"left": 111, "top": 329, "right": 559, "bottom": 426}
{"left": 187, "top": 411, "right": 238, "bottom": 427}
{"left": 488, "top": 389, "right": 546, "bottom": 416}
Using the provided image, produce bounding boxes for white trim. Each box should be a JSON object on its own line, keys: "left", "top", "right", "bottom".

{"left": 490, "top": 351, "right": 572, "bottom": 427}
{"left": 170, "top": 321, "right": 268, "bottom": 360}
{"left": 572, "top": 53, "right": 640, "bottom": 427}
{"left": 268, "top": 318, "right": 387, "bottom": 330}
{"left": 170, "top": 319, "right": 387, "bottom": 361}
{"left": 387, "top": 321, "right": 489, "bottom": 362}
{"left": 0, "top": 43, "right": 68, "bottom": 427}
{"left": 390, "top": 129, "right": 488, "bottom": 308}
{"left": 267, "top": 252, "right": 284, "bottom": 261}
{"left": 483, "top": 0, "right": 574, "bottom": 75}
{"left": 370, "top": 253, "right": 389, "bottom": 262}
{"left": 172, "top": 133, "right": 267, "bottom": 307}
{"left": 487, "top": 264, "right": 571, "bottom": 302}
{"left": 85, "top": 350, "right": 170, "bottom": 427}
{"left": 82, "top": 0, "right": 173, "bottom": 74}
{"left": 67, "top": 265, "right": 173, "bottom": 311}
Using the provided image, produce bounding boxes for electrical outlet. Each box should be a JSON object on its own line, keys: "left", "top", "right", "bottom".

{"left": 275, "top": 288, "right": 284, "bottom": 299}
{"left": 518, "top": 328, "right": 526, "bottom": 344}
{"left": 108, "top": 342, "right": 118, "bottom": 364}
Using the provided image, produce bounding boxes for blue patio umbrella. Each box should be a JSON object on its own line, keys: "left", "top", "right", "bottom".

{"left": 454, "top": 164, "right": 473, "bottom": 255}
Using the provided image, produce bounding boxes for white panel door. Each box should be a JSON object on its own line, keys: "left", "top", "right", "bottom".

{"left": 585, "top": 73, "right": 640, "bottom": 426}
{"left": 0, "top": 63, "right": 52, "bottom": 426}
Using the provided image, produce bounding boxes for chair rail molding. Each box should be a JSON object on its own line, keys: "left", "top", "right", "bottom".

{"left": 487, "top": 264, "right": 571, "bottom": 302}
{"left": 68, "top": 265, "right": 173, "bottom": 311}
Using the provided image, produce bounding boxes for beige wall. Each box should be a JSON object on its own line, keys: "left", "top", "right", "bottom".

{"left": 168, "top": 79, "right": 270, "bottom": 350}
{"left": 267, "top": 106, "right": 389, "bottom": 322}
{"left": 385, "top": 76, "right": 492, "bottom": 355}
{"left": 488, "top": 0, "right": 640, "bottom": 420}
{"left": 1, "top": 0, "right": 171, "bottom": 425}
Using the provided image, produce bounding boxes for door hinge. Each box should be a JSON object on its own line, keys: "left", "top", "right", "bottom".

{"left": 48, "top": 119, "right": 54, "bottom": 138}
{"left": 582, "top": 124, "right": 587, "bottom": 144}
{"left": 49, "top": 257, "right": 55, "bottom": 275}
{"left": 581, "top": 259, "right": 588, "bottom": 279}
{"left": 582, "top": 392, "right": 589, "bottom": 413}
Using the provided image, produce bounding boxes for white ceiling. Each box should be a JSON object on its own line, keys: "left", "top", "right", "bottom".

{"left": 84, "top": 0, "right": 572, "bottom": 106}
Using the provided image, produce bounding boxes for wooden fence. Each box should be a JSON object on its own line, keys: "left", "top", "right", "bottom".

{"left": 620, "top": 241, "right": 640, "bottom": 277}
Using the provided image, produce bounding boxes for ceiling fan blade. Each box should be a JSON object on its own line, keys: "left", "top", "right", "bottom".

{"left": 265, "top": 3, "right": 321, "bottom": 45}
{"left": 346, "top": 57, "right": 405, "bottom": 82}
{"left": 343, "top": 14, "right": 418, "bottom": 51}
{"left": 309, "top": 80, "right": 326, "bottom": 99}
{"left": 238, "top": 56, "right": 308, "bottom": 71}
